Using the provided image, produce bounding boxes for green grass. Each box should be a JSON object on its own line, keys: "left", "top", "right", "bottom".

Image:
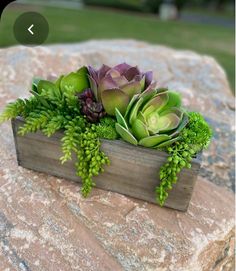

{"left": 183, "top": 7, "right": 235, "bottom": 19}
{"left": 0, "top": 3, "right": 234, "bottom": 92}
{"left": 83, "top": 0, "right": 142, "bottom": 11}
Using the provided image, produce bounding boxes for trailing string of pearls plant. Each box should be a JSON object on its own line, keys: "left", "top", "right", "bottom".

{"left": 0, "top": 63, "right": 212, "bottom": 205}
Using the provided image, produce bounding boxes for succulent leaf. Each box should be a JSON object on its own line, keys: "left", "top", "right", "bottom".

{"left": 30, "top": 90, "right": 50, "bottom": 108}
{"left": 129, "top": 97, "right": 144, "bottom": 124}
{"left": 115, "top": 108, "right": 129, "bottom": 130}
{"left": 32, "top": 77, "right": 42, "bottom": 92}
{"left": 55, "top": 75, "right": 64, "bottom": 90}
{"left": 139, "top": 87, "right": 157, "bottom": 103}
{"left": 160, "top": 91, "right": 182, "bottom": 113}
{"left": 143, "top": 71, "right": 153, "bottom": 89}
{"left": 114, "top": 63, "right": 132, "bottom": 74}
{"left": 123, "top": 66, "right": 140, "bottom": 81}
{"left": 101, "top": 89, "right": 129, "bottom": 116}
{"left": 155, "top": 113, "right": 180, "bottom": 132}
{"left": 156, "top": 87, "right": 168, "bottom": 94}
{"left": 61, "top": 71, "right": 89, "bottom": 93}
{"left": 98, "top": 64, "right": 110, "bottom": 80}
{"left": 142, "top": 104, "right": 156, "bottom": 119}
{"left": 88, "top": 75, "right": 98, "bottom": 101}
{"left": 88, "top": 66, "right": 98, "bottom": 82}
{"left": 160, "top": 107, "right": 183, "bottom": 119}
{"left": 98, "top": 74, "right": 117, "bottom": 94}
{"left": 171, "top": 113, "right": 188, "bottom": 137}
{"left": 112, "top": 75, "right": 128, "bottom": 86}
{"left": 142, "top": 92, "right": 169, "bottom": 115}
{"left": 155, "top": 136, "right": 180, "bottom": 148}
{"left": 132, "top": 118, "right": 149, "bottom": 140}
{"left": 145, "top": 112, "right": 160, "bottom": 134}
{"left": 37, "top": 80, "right": 56, "bottom": 94}
{"left": 106, "top": 68, "right": 121, "bottom": 78}
{"left": 115, "top": 123, "right": 138, "bottom": 145}
{"left": 137, "top": 112, "right": 146, "bottom": 123}
{"left": 140, "top": 76, "right": 146, "bottom": 91}
{"left": 121, "top": 81, "right": 142, "bottom": 98}
{"left": 77, "top": 66, "right": 89, "bottom": 78}
{"left": 139, "top": 135, "right": 171, "bottom": 147}
{"left": 124, "top": 94, "right": 139, "bottom": 119}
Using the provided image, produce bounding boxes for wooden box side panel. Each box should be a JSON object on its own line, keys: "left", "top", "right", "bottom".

{"left": 12, "top": 118, "right": 200, "bottom": 211}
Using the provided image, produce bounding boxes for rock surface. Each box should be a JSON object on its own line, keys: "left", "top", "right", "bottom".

{"left": 0, "top": 40, "right": 235, "bottom": 270}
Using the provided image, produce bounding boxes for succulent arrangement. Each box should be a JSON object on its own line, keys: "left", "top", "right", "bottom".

{"left": 0, "top": 63, "right": 212, "bottom": 205}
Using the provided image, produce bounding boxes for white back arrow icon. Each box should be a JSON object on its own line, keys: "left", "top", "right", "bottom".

{"left": 28, "top": 24, "right": 34, "bottom": 35}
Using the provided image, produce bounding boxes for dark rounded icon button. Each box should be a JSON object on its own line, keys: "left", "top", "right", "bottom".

{"left": 13, "top": 12, "right": 49, "bottom": 46}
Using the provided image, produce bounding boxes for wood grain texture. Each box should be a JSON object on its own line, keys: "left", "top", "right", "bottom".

{"left": 12, "top": 117, "right": 201, "bottom": 211}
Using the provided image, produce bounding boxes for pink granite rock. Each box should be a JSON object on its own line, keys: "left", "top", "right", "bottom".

{"left": 0, "top": 40, "right": 234, "bottom": 270}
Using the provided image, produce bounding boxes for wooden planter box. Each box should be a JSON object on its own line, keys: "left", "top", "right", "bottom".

{"left": 12, "top": 117, "right": 201, "bottom": 211}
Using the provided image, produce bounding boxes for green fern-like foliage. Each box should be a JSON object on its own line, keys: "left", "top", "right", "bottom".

{"left": 21, "top": 97, "right": 40, "bottom": 117}
{"left": 0, "top": 69, "right": 112, "bottom": 197}
{"left": 0, "top": 96, "right": 40, "bottom": 125}
{"left": 0, "top": 98, "right": 26, "bottom": 123}
{"left": 18, "top": 109, "right": 55, "bottom": 136}
{"left": 42, "top": 114, "right": 67, "bottom": 137}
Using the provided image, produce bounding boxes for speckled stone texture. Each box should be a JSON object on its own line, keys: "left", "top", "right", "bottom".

{"left": 0, "top": 40, "right": 234, "bottom": 271}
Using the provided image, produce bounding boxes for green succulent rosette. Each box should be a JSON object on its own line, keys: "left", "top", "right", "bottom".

{"left": 115, "top": 88, "right": 188, "bottom": 148}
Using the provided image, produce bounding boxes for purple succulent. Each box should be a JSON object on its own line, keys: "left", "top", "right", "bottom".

{"left": 78, "top": 89, "right": 106, "bottom": 123}
{"left": 87, "top": 63, "right": 156, "bottom": 116}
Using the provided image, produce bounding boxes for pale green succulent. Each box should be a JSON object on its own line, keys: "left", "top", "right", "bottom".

{"left": 115, "top": 89, "right": 188, "bottom": 148}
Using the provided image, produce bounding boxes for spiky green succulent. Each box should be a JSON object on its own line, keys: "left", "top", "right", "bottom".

{"left": 115, "top": 88, "right": 188, "bottom": 148}
{"left": 88, "top": 63, "right": 156, "bottom": 116}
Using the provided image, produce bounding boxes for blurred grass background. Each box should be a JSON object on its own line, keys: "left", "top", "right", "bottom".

{"left": 0, "top": 1, "right": 234, "bottom": 92}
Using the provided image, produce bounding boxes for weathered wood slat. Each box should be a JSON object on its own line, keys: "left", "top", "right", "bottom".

{"left": 12, "top": 117, "right": 201, "bottom": 211}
